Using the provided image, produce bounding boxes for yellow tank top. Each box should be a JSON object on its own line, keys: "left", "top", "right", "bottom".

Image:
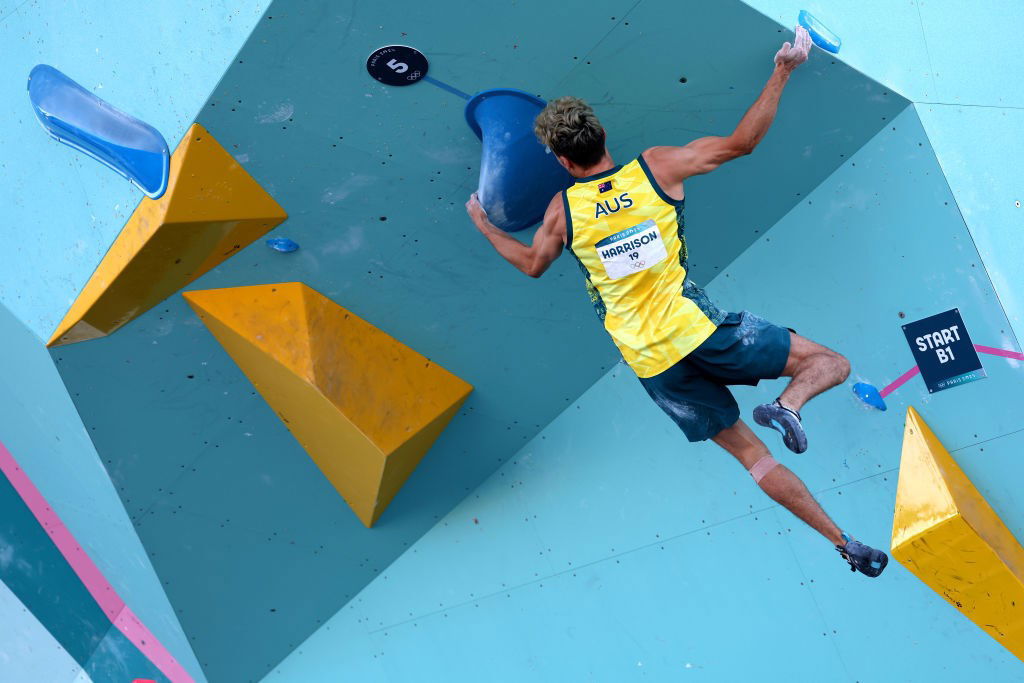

{"left": 563, "top": 156, "right": 725, "bottom": 378}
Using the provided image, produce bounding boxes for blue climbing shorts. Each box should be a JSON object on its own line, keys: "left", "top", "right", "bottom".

{"left": 638, "top": 311, "right": 792, "bottom": 442}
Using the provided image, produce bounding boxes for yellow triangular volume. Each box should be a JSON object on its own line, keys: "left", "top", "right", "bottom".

{"left": 48, "top": 124, "right": 287, "bottom": 347}
{"left": 891, "top": 407, "right": 960, "bottom": 548}
{"left": 183, "top": 283, "right": 473, "bottom": 527}
{"left": 892, "top": 407, "right": 1024, "bottom": 661}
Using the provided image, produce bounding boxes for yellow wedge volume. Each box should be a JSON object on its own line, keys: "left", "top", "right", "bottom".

{"left": 892, "top": 407, "right": 1024, "bottom": 661}
{"left": 48, "top": 123, "right": 287, "bottom": 347}
{"left": 183, "top": 283, "right": 473, "bottom": 527}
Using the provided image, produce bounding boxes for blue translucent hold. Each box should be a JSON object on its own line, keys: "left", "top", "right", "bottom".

{"left": 853, "top": 382, "right": 886, "bottom": 411}
{"left": 798, "top": 10, "right": 842, "bottom": 54}
{"left": 27, "top": 65, "right": 170, "bottom": 199}
{"left": 266, "top": 238, "right": 300, "bottom": 253}
{"left": 465, "top": 88, "right": 574, "bottom": 232}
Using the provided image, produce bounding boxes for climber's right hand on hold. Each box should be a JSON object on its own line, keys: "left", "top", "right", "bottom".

{"left": 774, "top": 25, "right": 812, "bottom": 71}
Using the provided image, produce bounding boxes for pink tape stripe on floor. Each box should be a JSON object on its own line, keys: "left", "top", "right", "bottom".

{"left": 0, "top": 440, "right": 192, "bottom": 683}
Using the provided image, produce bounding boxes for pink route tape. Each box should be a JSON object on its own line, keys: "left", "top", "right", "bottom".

{"left": 879, "top": 365, "right": 921, "bottom": 398}
{"left": 974, "top": 344, "right": 1024, "bottom": 361}
{"left": 0, "top": 440, "right": 193, "bottom": 683}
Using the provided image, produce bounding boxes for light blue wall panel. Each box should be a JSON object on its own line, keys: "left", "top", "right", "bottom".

{"left": 917, "top": 103, "right": 1024, "bottom": 346}
{"left": 742, "top": 0, "right": 1024, "bottom": 107}
{"left": 0, "top": 577, "right": 86, "bottom": 683}
{"left": 741, "top": 0, "right": 937, "bottom": 102}
{"left": 914, "top": 0, "right": 1024, "bottom": 107}
{"left": 0, "top": 0, "right": 270, "bottom": 340}
{"left": 943, "top": 429, "right": 1024, "bottom": 543}
{"left": 369, "top": 516, "right": 848, "bottom": 682}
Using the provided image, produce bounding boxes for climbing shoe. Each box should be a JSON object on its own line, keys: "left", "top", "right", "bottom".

{"left": 836, "top": 534, "right": 888, "bottom": 577}
{"left": 753, "top": 398, "right": 808, "bottom": 454}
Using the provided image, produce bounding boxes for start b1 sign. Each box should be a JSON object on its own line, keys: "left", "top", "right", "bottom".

{"left": 902, "top": 308, "right": 986, "bottom": 393}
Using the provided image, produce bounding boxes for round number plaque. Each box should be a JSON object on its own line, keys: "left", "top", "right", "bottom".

{"left": 366, "top": 45, "right": 429, "bottom": 86}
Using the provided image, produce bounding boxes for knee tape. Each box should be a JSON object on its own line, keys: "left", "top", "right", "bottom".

{"left": 749, "top": 455, "right": 779, "bottom": 483}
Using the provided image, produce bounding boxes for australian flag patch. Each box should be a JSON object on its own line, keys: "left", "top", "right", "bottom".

{"left": 598, "top": 181, "right": 612, "bottom": 193}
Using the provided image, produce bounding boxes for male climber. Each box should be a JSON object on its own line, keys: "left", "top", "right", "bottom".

{"left": 465, "top": 27, "right": 887, "bottom": 577}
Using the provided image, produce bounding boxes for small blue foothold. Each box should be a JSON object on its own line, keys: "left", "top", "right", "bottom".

{"left": 798, "top": 10, "right": 842, "bottom": 54}
{"left": 853, "top": 382, "right": 886, "bottom": 411}
{"left": 266, "top": 238, "right": 299, "bottom": 253}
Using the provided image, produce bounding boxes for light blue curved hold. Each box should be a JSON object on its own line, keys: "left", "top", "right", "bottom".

{"left": 27, "top": 64, "right": 170, "bottom": 199}
{"left": 852, "top": 382, "right": 886, "bottom": 411}
{"left": 799, "top": 10, "right": 842, "bottom": 54}
{"left": 465, "top": 88, "right": 573, "bottom": 232}
{"left": 266, "top": 237, "right": 300, "bottom": 253}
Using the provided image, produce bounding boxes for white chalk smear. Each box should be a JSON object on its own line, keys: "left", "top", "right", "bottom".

{"left": 322, "top": 225, "right": 365, "bottom": 256}
{"left": 258, "top": 102, "right": 295, "bottom": 124}
{"left": 321, "top": 174, "right": 375, "bottom": 205}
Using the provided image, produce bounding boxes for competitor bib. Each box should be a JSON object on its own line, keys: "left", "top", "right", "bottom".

{"left": 594, "top": 220, "right": 668, "bottom": 280}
